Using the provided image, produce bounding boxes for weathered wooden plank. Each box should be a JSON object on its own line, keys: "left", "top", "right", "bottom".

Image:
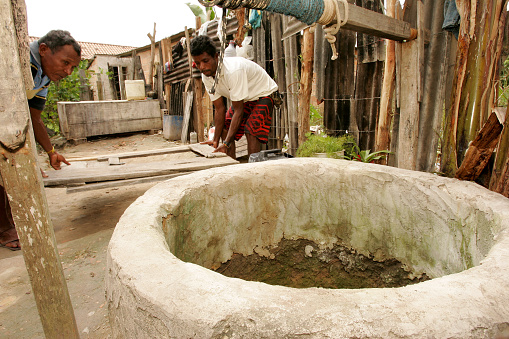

{"left": 281, "top": 1, "right": 414, "bottom": 42}
{"left": 43, "top": 156, "right": 239, "bottom": 186}
{"left": 397, "top": 38, "right": 420, "bottom": 170}
{"left": 57, "top": 100, "right": 162, "bottom": 141}
{"left": 66, "top": 173, "right": 186, "bottom": 194}
{"left": 189, "top": 143, "right": 228, "bottom": 158}
{"left": 340, "top": 1, "right": 414, "bottom": 41}
{"left": 92, "top": 145, "right": 190, "bottom": 162}
{"left": 181, "top": 88, "right": 194, "bottom": 144}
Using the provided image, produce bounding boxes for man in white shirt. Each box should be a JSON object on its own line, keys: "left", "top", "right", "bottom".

{"left": 190, "top": 35, "right": 278, "bottom": 159}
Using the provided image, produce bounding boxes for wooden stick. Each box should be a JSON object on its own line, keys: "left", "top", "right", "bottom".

{"left": 147, "top": 22, "right": 156, "bottom": 90}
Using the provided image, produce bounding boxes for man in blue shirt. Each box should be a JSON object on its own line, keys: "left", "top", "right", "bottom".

{"left": 0, "top": 30, "right": 81, "bottom": 251}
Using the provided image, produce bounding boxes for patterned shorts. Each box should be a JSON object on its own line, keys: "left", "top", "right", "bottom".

{"left": 224, "top": 96, "right": 274, "bottom": 144}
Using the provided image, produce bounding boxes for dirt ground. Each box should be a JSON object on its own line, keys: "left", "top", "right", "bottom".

{"left": 0, "top": 131, "right": 185, "bottom": 338}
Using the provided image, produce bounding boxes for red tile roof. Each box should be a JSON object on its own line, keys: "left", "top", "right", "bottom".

{"left": 29, "top": 36, "right": 135, "bottom": 59}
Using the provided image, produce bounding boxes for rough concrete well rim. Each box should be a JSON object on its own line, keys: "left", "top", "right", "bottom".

{"left": 107, "top": 159, "right": 509, "bottom": 338}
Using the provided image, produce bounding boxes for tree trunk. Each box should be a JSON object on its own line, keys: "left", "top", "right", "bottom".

{"left": 441, "top": 0, "right": 509, "bottom": 176}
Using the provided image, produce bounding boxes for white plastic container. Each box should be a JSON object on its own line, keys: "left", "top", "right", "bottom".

{"left": 125, "top": 80, "right": 145, "bottom": 100}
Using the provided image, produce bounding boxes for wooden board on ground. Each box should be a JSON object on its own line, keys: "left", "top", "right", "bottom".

{"left": 189, "top": 143, "right": 227, "bottom": 158}
{"left": 65, "top": 173, "right": 187, "bottom": 194}
{"left": 67, "top": 145, "right": 191, "bottom": 162}
{"left": 43, "top": 156, "right": 239, "bottom": 187}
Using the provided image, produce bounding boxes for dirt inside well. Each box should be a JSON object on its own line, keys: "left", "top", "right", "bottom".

{"left": 215, "top": 238, "right": 430, "bottom": 289}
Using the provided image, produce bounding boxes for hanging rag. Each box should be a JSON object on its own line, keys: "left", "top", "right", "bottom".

{"left": 249, "top": 9, "right": 262, "bottom": 29}
{"left": 442, "top": 0, "right": 460, "bottom": 39}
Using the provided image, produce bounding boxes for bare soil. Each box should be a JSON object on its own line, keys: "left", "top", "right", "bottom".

{"left": 216, "top": 238, "right": 430, "bottom": 289}
{"left": 0, "top": 131, "right": 180, "bottom": 338}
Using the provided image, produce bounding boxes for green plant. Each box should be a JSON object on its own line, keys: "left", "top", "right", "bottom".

{"left": 186, "top": 2, "right": 216, "bottom": 23}
{"left": 44, "top": 60, "right": 90, "bottom": 134}
{"left": 342, "top": 144, "right": 392, "bottom": 163}
{"left": 309, "top": 104, "right": 323, "bottom": 126}
{"left": 297, "top": 133, "right": 355, "bottom": 158}
{"left": 497, "top": 56, "right": 509, "bottom": 107}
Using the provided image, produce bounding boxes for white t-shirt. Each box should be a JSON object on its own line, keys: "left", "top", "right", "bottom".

{"left": 202, "top": 57, "right": 278, "bottom": 102}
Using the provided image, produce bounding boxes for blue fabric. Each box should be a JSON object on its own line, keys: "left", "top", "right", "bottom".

{"left": 249, "top": 9, "right": 263, "bottom": 29}
{"left": 443, "top": 0, "right": 460, "bottom": 39}
{"left": 28, "top": 41, "right": 50, "bottom": 110}
{"left": 266, "top": 0, "right": 324, "bottom": 25}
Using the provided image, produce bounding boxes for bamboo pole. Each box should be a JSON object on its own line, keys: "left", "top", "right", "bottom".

{"left": 0, "top": 1, "right": 79, "bottom": 337}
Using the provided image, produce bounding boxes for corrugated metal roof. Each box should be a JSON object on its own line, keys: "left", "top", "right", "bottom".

{"left": 29, "top": 36, "right": 135, "bottom": 59}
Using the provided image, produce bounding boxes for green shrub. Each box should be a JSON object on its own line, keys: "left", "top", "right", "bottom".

{"left": 297, "top": 133, "right": 355, "bottom": 158}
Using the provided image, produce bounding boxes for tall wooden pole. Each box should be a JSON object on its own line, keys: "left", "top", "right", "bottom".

{"left": 298, "top": 27, "right": 314, "bottom": 146}
{"left": 147, "top": 22, "right": 156, "bottom": 91}
{"left": 1, "top": 0, "right": 79, "bottom": 337}
{"left": 374, "top": 0, "right": 397, "bottom": 163}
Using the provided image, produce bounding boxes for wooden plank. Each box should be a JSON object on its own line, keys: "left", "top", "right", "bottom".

{"left": 90, "top": 145, "right": 191, "bottom": 162}
{"left": 335, "top": 1, "right": 414, "bottom": 41}
{"left": 1, "top": 1, "right": 79, "bottom": 336}
{"left": 397, "top": 38, "right": 420, "bottom": 170}
{"left": 43, "top": 156, "right": 239, "bottom": 186}
{"left": 181, "top": 89, "right": 194, "bottom": 143}
{"left": 57, "top": 100, "right": 162, "bottom": 141}
{"left": 189, "top": 143, "right": 228, "bottom": 158}
{"left": 66, "top": 173, "right": 187, "bottom": 194}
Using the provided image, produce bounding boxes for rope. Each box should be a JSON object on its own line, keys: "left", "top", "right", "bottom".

{"left": 321, "top": 0, "right": 349, "bottom": 60}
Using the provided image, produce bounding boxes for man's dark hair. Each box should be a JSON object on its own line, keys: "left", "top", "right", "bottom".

{"left": 190, "top": 35, "right": 217, "bottom": 57}
{"left": 39, "top": 30, "right": 81, "bottom": 57}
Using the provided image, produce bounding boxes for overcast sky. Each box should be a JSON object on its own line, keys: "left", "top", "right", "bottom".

{"left": 24, "top": 0, "right": 204, "bottom": 47}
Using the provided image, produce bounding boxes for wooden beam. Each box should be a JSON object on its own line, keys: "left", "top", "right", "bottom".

{"left": 0, "top": 1, "right": 79, "bottom": 337}
{"left": 333, "top": 2, "right": 416, "bottom": 41}
{"left": 282, "top": 1, "right": 416, "bottom": 42}
{"left": 43, "top": 156, "right": 239, "bottom": 187}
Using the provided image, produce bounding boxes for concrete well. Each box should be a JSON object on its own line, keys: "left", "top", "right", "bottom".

{"left": 107, "top": 158, "right": 509, "bottom": 338}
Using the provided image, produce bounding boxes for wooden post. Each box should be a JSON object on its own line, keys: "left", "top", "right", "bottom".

{"left": 184, "top": 26, "right": 193, "bottom": 78}
{"left": 397, "top": 38, "right": 420, "bottom": 170}
{"left": 298, "top": 27, "right": 314, "bottom": 146}
{"left": 147, "top": 22, "right": 156, "bottom": 91}
{"left": 193, "top": 79, "right": 204, "bottom": 141}
{"left": 0, "top": 1, "right": 79, "bottom": 337}
{"left": 375, "top": 0, "right": 396, "bottom": 162}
